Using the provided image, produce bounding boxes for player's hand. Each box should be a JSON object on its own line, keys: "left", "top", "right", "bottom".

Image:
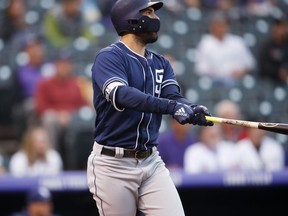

{"left": 191, "top": 105, "right": 214, "bottom": 126}
{"left": 167, "top": 101, "right": 195, "bottom": 125}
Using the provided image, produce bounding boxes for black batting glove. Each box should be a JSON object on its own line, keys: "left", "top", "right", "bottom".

{"left": 167, "top": 100, "right": 195, "bottom": 125}
{"left": 191, "top": 105, "right": 214, "bottom": 126}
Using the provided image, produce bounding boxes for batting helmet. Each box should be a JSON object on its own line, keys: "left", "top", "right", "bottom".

{"left": 110, "top": 0, "right": 164, "bottom": 36}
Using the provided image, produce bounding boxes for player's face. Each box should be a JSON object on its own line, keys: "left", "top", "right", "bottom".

{"left": 137, "top": 7, "right": 160, "bottom": 44}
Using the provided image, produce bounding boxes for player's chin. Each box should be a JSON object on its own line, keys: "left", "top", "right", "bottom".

{"left": 138, "top": 32, "right": 158, "bottom": 44}
{"left": 152, "top": 32, "right": 158, "bottom": 38}
{"left": 146, "top": 33, "right": 158, "bottom": 44}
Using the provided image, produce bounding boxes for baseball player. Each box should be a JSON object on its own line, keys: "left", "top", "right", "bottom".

{"left": 87, "top": 0, "right": 213, "bottom": 215}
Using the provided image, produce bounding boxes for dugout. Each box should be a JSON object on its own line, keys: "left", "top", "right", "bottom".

{"left": 0, "top": 171, "right": 287, "bottom": 216}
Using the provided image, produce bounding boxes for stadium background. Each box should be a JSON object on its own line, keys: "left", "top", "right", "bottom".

{"left": 1, "top": 0, "right": 288, "bottom": 215}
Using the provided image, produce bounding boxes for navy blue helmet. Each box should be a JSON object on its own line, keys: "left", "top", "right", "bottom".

{"left": 110, "top": 0, "right": 163, "bottom": 36}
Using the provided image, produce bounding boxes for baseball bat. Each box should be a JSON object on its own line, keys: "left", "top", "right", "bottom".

{"left": 205, "top": 116, "right": 288, "bottom": 135}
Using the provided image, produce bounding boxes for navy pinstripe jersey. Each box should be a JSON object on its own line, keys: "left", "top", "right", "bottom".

{"left": 91, "top": 41, "right": 180, "bottom": 150}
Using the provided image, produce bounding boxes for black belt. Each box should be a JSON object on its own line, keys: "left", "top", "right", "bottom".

{"left": 101, "top": 147, "right": 153, "bottom": 160}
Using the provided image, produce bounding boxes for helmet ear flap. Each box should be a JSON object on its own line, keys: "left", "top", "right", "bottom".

{"left": 128, "top": 19, "right": 139, "bottom": 25}
{"left": 127, "top": 19, "right": 139, "bottom": 33}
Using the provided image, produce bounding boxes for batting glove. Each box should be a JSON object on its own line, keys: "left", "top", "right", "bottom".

{"left": 191, "top": 105, "right": 214, "bottom": 126}
{"left": 167, "top": 100, "right": 195, "bottom": 125}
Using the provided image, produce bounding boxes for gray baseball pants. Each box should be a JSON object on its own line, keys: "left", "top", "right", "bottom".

{"left": 87, "top": 143, "right": 185, "bottom": 216}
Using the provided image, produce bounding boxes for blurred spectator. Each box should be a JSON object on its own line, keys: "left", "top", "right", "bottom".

{"left": 16, "top": 35, "right": 46, "bottom": 100}
{"left": 202, "top": 0, "right": 239, "bottom": 9}
{"left": 216, "top": 0, "right": 244, "bottom": 21}
{"left": 0, "top": 0, "right": 26, "bottom": 44}
{"left": 9, "top": 125, "right": 63, "bottom": 177}
{"left": 34, "top": 51, "right": 88, "bottom": 167}
{"left": 202, "top": 0, "right": 219, "bottom": 8}
{"left": 162, "top": 0, "right": 185, "bottom": 13}
{"left": 0, "top": 0, "right": 41, "bottom": 49}
{"left": 184, "top": 125, "right": 239, "bottom": 174}
{"left": 236, "top": 121, "right": 285, "bottom": 171}
{"left": 158, "top": 117, "right": 198, "bottom": 171}
{"left": 214, "top": 99, "right": 248, "bottom": 142}
{"left": 194, "top": 11, "right": 255, "bottom": 86}
{"left": 217, "top": 0, "right": 235, "bottom": 10}
{"left": 257, "top": 17, "right": 288, "bottom": 84}
{"left": 14, "top": 34, "right": 47, "bottom": 134}
{"left": 43, "top": 0, "right": 95, "bottom": 48}
{"left": 184, "top": 0, "right": 201, "bottom": 8}
{"left": 10, "top": 186, "right": 59, "bottom": 216}
{"left": 245, "top": 0, "right": 278, "bottom": 17}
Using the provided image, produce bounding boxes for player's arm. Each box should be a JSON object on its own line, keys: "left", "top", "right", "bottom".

{"left": 109, "top": 84, "right": 174, "bottom": 114}
{"left": 108, "top": 84, "right": 211, "bottom": 126}
{"left": 106, "top": 81, "right": 195, "bottom": 125}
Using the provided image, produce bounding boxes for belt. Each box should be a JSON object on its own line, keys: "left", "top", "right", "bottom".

{"left": 101, "top": 147, "right": 153, "bottom": 160}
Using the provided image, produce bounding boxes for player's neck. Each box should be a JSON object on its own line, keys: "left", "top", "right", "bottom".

{"left": 121, "top": 34, "right": 146, "bottom": 57}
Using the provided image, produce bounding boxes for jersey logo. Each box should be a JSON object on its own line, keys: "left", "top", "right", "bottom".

{"left": 155, "top": 69, "right": 164, "bottom": 95}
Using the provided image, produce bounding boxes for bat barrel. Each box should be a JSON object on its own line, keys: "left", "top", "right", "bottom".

{"left": 258, "top": 123, "right": 288, "bottom": 135}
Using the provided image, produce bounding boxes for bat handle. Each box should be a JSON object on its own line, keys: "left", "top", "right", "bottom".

{"left": 205, "top": 116, "right": 259, "bottom": 128}
{"left": 205, "top": 116, "right": 222, "bottom": 123}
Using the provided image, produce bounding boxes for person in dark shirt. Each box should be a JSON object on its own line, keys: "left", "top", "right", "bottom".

{"left": 257, "top": 17, "right": 288, "bottom": 84}
{"left": 0, "top": 0, "right": 26, "bottom": 44}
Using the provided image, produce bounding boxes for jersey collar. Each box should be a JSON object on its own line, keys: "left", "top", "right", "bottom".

{"left": 117, "top": 41, "right": 150, "bottom": 60}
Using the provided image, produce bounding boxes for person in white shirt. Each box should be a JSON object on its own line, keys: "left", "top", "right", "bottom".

{"left": 236, "top": 126, "right": 285, "bottom": 171}
{"left": 9, "top": 125, "right": 63, "bottom": 176}
{"left": 184, "top": 125, "right": 239, "bottom": 174}
{"left": 194, "top": 11, "right": 255, "bottom": 86}
{"left": 214, "top": 99, "right": 248, "bottom": 142}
